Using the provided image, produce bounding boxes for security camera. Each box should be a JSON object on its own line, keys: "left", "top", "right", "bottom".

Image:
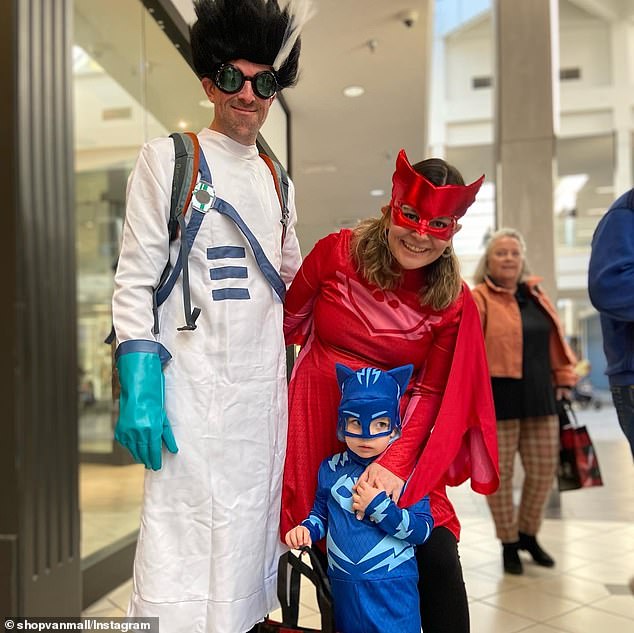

{"left": 400, "top": 9, "right": 419, "bottom": 28}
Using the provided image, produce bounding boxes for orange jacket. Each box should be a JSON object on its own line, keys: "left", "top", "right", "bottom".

{"left": 471, "top": 276, "right": 577, "bottom": 387}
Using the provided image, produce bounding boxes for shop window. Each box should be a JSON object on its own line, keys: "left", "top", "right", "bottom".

{"left": 74, "top": 0, "right": 212, "bottom": 560}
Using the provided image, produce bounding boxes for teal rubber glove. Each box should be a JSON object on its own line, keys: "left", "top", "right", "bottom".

{"left": 115, "top": 342, "right": 178, "bottom": 470}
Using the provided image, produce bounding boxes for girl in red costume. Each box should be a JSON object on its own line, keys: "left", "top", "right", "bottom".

{"left": 281, "top": 151, "right": 499, "bottom": 633}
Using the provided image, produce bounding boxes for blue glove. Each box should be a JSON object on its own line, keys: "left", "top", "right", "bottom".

{"left": 114, "top": 340, "right": 177, "bottom": 470}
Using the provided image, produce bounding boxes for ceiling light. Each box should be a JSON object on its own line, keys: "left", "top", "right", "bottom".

{"left": 343, "top": 86, "right": 365, "bottom": 98}
{"left": 177, "top": 120, "right": 188, "bottom": 130}
{"left": 370, "top": 189, "right": 385, "bottom": 197}
{"left": 199, "top": 99, "right": 213, "bottom": 109}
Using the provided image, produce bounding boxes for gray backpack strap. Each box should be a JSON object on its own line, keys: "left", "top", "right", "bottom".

{"left": 107, "top": 133, "right": 202, "bottom": 348}
{"left": 260, "top": 153, "right": 290, "bottom": 246}
{"left": 168, "top": 132, "right": 198, "bottom": 239}
{"left": 152, "top": 132, "right": 202, "bottom": 334}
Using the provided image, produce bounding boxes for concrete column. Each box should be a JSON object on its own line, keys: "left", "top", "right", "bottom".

{"left": 494, "top": 0, "right": 558, "bottom": 298}
{"left": 611, "top": 22, "right": 633, "bottom": 197}
{"left": 494, "top": 0, "right": 562, "bottom": 510}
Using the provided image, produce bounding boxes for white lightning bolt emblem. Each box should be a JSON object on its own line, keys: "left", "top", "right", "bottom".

{"left": 369, "top": 496, "right": 391, "bottom": 524}
{"left": 393, "top": 511, "right": 413, "bottom": 540}
{"left": 357, "top": 535, "right": 414, "bottom": 573}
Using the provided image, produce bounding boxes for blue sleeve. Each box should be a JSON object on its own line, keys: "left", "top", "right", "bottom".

{"left": 589, "top": 207, "right": 634, "bottom": 322}
{"left": 365, "top": 492, "right": 434, "bottom": 545}
{"left": 300, "top": 463, "right": 328, "bottom": 543}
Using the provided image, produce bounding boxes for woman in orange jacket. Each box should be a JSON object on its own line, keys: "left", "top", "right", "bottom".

{"left": 472, "top": 228, "right": 577, "bottom": 575}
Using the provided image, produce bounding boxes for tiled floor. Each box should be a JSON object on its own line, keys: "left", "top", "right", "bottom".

{"left": 83, "top": 403, "right": 634, "bottom": 631}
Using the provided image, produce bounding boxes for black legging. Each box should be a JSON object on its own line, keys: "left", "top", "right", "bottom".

{"left": 417, "top": 526, "right": 470, "bottom": 633}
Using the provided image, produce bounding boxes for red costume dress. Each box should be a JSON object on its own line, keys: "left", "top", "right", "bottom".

{"left": 281, "top": 229, "right": 499, "bottom": 540}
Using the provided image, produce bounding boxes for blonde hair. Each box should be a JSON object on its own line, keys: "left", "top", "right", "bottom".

{"left": 351, "top": 211, "right": 462, "bottom": 311}
{"left": 473, "top": 227, "right": 531, "bottom": 285}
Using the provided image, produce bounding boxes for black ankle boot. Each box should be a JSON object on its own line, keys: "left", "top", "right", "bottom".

{"left": 502, "top": 542, "right": 523, "bottom": 575}
{"left": 518, "top": 531, "right": 555, "bottom": 567}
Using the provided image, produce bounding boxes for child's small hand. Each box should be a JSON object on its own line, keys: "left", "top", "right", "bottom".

{"left": 352, "top": 479, "right": 383, "bottom": 518}
{"left": 285, "top": 526, "right": 312, "bottom": 549}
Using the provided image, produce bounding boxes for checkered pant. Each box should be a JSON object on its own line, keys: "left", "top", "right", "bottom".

{"left": 486, "top": 415, "right": 559, "bottom": 543}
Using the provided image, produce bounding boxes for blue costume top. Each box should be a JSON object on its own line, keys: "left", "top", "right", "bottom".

{"left": 302, "top": 448, "right": 434, "bottom": 633}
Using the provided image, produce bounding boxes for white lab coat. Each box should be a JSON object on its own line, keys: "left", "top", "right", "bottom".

{"left": 112, "top": 128, "right": 301, "bottom": 633}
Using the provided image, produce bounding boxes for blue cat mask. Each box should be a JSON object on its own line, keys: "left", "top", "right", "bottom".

{"left": 335, "top": 363, "right": 413, "bottom": 442}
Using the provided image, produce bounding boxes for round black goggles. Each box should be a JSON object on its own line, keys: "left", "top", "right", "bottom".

{"left": 213, "top": 64, "right": 278, "bottom": 99}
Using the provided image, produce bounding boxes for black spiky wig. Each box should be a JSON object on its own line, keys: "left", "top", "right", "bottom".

{"left": 190, "top": 0, "right": 302, "bottom": 89}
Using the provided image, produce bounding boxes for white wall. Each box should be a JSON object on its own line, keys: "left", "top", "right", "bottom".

{"left": 445, "top": 19, "right": 494, "bottom": 101}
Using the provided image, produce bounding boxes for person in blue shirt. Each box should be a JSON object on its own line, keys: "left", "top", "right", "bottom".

{"left": 588, "top": 188, "right": 634, "bottom": 461}
{"left": 284, "top": 363, "right": 434, "bottom": 633}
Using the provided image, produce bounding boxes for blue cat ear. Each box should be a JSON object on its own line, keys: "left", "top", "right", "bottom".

{"left": 387, "top": 364, "right": 414, "bottom": 393}
{"left": 335, "top": 363, "right": 355, "bottom": 390}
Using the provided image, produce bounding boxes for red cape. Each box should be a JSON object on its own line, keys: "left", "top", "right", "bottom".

{"left": 399, "top": 285, "right": 499, "bottom": 506}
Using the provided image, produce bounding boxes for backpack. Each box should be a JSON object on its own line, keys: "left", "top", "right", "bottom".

{"left": 106, "top": 131, "right": 290, "bottom": 397}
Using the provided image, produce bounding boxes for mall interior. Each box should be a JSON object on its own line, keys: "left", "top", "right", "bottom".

{"left": 2, "top": 0, "right": 633, "bottom": 630}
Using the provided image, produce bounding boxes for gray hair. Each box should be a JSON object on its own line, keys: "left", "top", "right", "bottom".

{"left": 473, "top": 227, "right": 531, "bottom": 284}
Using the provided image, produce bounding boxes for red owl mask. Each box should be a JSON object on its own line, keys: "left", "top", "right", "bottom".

{"left": 389, "top": 149, "right": 484, "bottom": 239}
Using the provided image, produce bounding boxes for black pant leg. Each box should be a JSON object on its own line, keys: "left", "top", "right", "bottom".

{"left": 417, "top": 526, "right": 470, "bottom": 633}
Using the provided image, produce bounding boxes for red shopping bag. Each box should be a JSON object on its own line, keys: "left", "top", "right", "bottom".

{"left": 557, "top": 400, "right": 603, "bottom": 491}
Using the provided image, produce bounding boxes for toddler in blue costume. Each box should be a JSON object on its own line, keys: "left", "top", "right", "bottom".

{"left": 285, "top": 363, "right": 434, "bottom": 633}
